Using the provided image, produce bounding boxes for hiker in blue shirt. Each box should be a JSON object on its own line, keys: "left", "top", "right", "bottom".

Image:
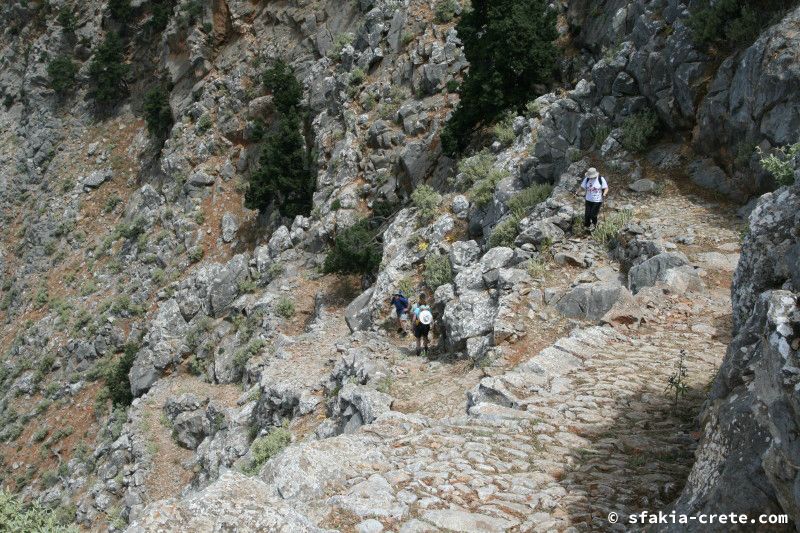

{"left": 389, "top": 291, "right": 409, "bottom": 336}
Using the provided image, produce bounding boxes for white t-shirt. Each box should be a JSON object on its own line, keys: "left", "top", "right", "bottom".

{"left": 581, "top": 176, "right": 608, "bottom": 203}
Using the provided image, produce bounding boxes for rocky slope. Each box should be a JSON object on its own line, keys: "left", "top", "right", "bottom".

{"left": 0, "top": 0, "right": 798, "bottom": 531}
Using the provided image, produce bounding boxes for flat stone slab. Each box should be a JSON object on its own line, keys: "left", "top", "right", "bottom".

{"left": 422, "top": 509, "right": 518, "bottom": 532}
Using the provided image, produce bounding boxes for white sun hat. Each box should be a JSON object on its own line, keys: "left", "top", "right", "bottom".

{"left": 586, "top": 167, "right": 600, "bottom": 180}
{"left": 419, "top": 309, "right": 433, "bottom": 325}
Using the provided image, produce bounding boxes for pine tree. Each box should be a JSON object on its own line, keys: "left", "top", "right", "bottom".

{"left": 88, "top": 32, "right": 130, "bottom": 106}
{"left": 441, "top": 0, "right": 558, "bottom": 154}
{"left": 245, "top": 61, "right": 315, "bottom": 218}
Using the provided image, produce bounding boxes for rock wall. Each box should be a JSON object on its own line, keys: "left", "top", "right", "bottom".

{"left": 568, "top": 1, "right": 800, "bottom": 200}
{"left": 665, "top": 179, "right": 800, "bottom": 530}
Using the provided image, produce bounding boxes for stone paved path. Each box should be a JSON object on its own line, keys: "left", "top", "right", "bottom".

{"left": 129, "top": 179, "right": 743, "bottom": 532}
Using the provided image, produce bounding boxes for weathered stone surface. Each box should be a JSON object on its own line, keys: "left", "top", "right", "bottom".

{"left": 628, "top": 252, "right": 689, "bottom": 294}
{"left": 81, "top": 169, "right": 113, "bottom": 189}
{"left": 125, "top": 472, "right": 325, "bottom": 532}
{"left": 554, "top": 282, "right": 630, "bottom": 321}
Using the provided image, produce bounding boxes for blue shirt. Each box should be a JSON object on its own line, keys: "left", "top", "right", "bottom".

{"left": 392, "top": 295, "right": 409, "bottom": 314}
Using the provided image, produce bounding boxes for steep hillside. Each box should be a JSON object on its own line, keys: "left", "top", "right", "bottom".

{"left": 0, "top": 0, "right": 798, "bottom": 531}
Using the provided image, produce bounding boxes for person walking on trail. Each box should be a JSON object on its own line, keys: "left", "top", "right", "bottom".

{"left": 575, "top": 167, "right": 609, "bottom": 230}
{"left": 389, "top": 291, "right": 410, "bottom": 335}
{"left": 411, "top": 293, "right": 433, "bottom": 357}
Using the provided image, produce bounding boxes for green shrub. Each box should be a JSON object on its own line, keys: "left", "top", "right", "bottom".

{"left": 188, "top": 246, "right": 205, "bottom": 263}
{"left": 143, "top": 85, "right": 173, "bottom": 139}
{"left": 423, "top": 254, "right": 453, "bottom": 289}
{"left": 246, "top": 61, "right": 315, "bottom": 218}
{"left": 441, "top": 0, "right": 558, "bottom": 154}
{"left": 196, "top": 114, "right": 212, "bottom": 133}
{"left": 349, "top": 67, "right": 366, "bottom": 86}
{"left": 593, "top": 123, "right": 611, "bottom": 147}
{"left": 526, "top": 257, "right": 547, "bottom": 280}
{"left": 48, "top": 56, "right": 78, "bottom": 96}
{"left": 687, "top": 0, "right": 793, "bottom": 47}
{"left": 507, "top": 183, "right": 553, "bottom": 218}
{"left": 57, "top": 8, "right": 76, "bottom": 32}
{"left": 233, "top": 339, "right": 266, "bottom": 374}
{"left": 187, "top": 356, "right": 206, "bottom": 376}
{"left": 89, "top": 32, "right": 130, "bottom": 106}
{"left": 108, "top": 0, "right": 133, "bottom": 22}
{"left": 245, "top": 426, "right": 291, "bottom": 473}
{"left": 0, "top": 489, "right": 77, "bottom": 532}
{"left": 620, "top": 110, "right": 659, "bottom": 153}
{"left": 106, "top": 343, "right": 138, "bottom": 406}
{"left": 456, "top": 150, "right": 495, "bottom": 191}
{"left": 468, "top": 168, "right": 507, "bottom": 207}
{"left": 323, "top": 220, "right": 382, "bottom": 275}
{"left": 262, "top": 60, "right": 303, "bottom": 114}
{"left": 434, "top": 0, "right": 459, "bottom": 23}
{"left": 148, "top": 0, "right": 174, "bottom": 32}
{"left": 758, "top": 143, "right": 799, "bottom": 186}
{"left": 493, "top": 113, "right": 516, "bottom": 146}
{"left": 411, "top": 185, "right": 442, "bottom": 225}
{"left": 488, "top": 215, "right": 520, "bottom": 248}
{"left": 275, "top": 297, "right": 295, "bottom": 319}
{"left": 592, "top": 209, "right": 633, "bottom": 248}
{"left": 328, "top": 33, "right": 354, "bottom": 61}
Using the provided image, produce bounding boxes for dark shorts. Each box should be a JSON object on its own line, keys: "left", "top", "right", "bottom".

{"left": 414, "top": 323, "right": 430, "bottom": 339}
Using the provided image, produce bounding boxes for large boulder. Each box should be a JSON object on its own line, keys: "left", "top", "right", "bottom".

{"left": 345, "top": 288, "right": 375, "bottom": 333}
{"left": 627, "top": 252, "right": 689, "bottom": 294}
{"left": 554, "top": 282, "right": 630, "bottom": 321}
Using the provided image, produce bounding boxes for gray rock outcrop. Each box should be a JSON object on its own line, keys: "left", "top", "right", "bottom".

{"left": 665, "top": 180, "right": 800, "bottom": 530}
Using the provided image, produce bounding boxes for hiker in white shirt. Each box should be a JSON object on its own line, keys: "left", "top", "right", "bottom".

{"left": 574, "top": 167, "right": 608, "bottom": 230}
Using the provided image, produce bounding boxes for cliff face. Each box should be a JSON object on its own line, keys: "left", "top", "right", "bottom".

{"left": 0, "top": 0, "right": 799, "bottom": 531}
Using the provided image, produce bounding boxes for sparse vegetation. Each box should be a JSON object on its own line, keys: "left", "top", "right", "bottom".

{"left": 507, "top": 183, "right": 553, "bottom": 219}
{"left": 349, "top": 67, "right": 366, "bottom": 86}
{"left": 328, "top": 33, "right": 354, "bottom": 61}
{"left": 526, "top": 257, "right": 548, "bottom": 280}
{"left": 591, "top": 209, "right": 633, "bottom": 248}
{"left": 441, "top": 0, "right": 558, "bottom": 154}
{"left": 493, "top": 113, "right": 516, "bottom": 146}
{"left": 143, "top": 85, "right": 173, "bottom": 139}
{"left": 488, "top": 216, "right": 520, "bottom": 248}
{"left": 47, "top": 56, "right": 78, "bottom": 96}
{"left": 468, "top": 167, "right": 508, "bottom": 207}
{"left": 0, "top": 489, "right": 77, "bottom": 532}
{"left": 434, "top": 0, "right": 460, "bottom": 23}
{"left": 423, "top": 254, "right": 453, "bottom": 289}
{"left": 758, "top": 142, "right": 799, "bottom": 186}
{"left": 244, "top": 426, "right": 291, "bottom": 474}
{"left": 411, "top": 185, "right": 442, "bottom": 225}
{"left": 233, "top": 339, "right": 266, "bottom": 375}
{"left": 276, "top": 297, "right": 295, "bottom": 319}
{"left": 88, "top": 32, "right": 129, "bottom": 106}
{"left": 456, "top": 150, "right": 495, "bottom": 191}
{"left": 620, "top": 110, "right": 659, "bottom": 153}
{"left": 665, "top": 350, "right": 689, "bottom": 412}
{"left": 323, "top": 220, "right": 382, "bottom": 275}
{"left": 188, "top": 246, "right": 205, "bottom": 263}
